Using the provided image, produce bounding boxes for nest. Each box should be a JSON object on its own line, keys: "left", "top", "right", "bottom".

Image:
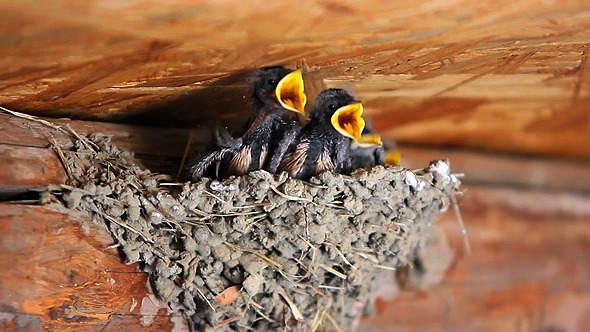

{"left": 40, "top": 132, "right": 461, "bottom": 331}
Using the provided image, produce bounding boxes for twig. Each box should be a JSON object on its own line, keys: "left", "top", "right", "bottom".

{"left": 177, "top": 129, "right": 195, "bottom": 178}
{"left": 0, "top": 106, "right": 71, "bottom": 136}
{"left": 278, "top": 288, "right": 303, "bottom": 321}
{"left": 310, "top": 308, "right": 328, "bottom": 332}
{"left": 48, "top": 137, "right": 73, "bottom": 181}
{"left": 319, "top": 264, "right": 347, "bottom": 280}
{"left": 252, "top": 307, "right": 275, "bottom": 323}
{"left": 325, "top": 312, "right": 344, "bottom": 332}
{"left": 374, "top": 264, "right": 397, "bottom": 271}
{"left": 102, "top": 213, "right": 154, "bottom": 244}
{"left": 204, "top": 190, "right": 225, "bottom": 203}
{"left": 195, "top": 286, "right": 215, "bottom": 311}
{"left": 303, "top": 203, "right": 310, "bottom": 239}
{"left": 270, "top": 185, "right": 314, "bottom": 204}
{"left": 452, "top": 192, "right": 471, "bottom": 255}
{"left": 65, "top": 124, "right": 99, "bottom": 152}
{"left": 296, "top": 236, "right": 317, "bottom": 280}
{"left": 330, "top": 244, "right": 357, "bottom": 271}
{"left": 154, "top": 201, "right": 190, "bottom": 237}
{"left": 351, "top": 251, "right": 379, "bottom": 264}
{"left": 317, "top": 285, "right": 345, "bottom": 290}
{"left": 212, "top": 316, "right": 241, "bottom": 329}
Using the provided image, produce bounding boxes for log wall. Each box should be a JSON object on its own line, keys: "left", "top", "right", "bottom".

{"left": 1, "top": 0, "right": 589, "bottom": 330}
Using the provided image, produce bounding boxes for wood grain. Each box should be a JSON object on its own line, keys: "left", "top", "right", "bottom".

{"left": 0, "top": 0, "right": 588, "bottom": 159}
{"left": 1, "top": 113, "right": 589, "bottom": 331}
{"left": 360, "top": 184, "right": 590, "bottom": 332}
{"left": 0, "top": 145, "right": 66, "bottom": 188}
{"left": 0, "top": 204, "right": 178, "bottom": 331}
{"left": 0, "top": 112, "right": 211, "bottom": 179}
{"left": 3, "top": 112, "right": 589, "bottom": 197}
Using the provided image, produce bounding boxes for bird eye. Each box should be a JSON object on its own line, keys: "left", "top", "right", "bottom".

{"left": 267, "top": 79, "right": 276, "bottom": 85}
{"left": 328, "top": 104, "right": 337, "bottom": 110}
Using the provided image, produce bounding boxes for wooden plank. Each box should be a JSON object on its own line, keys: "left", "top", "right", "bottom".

{"left": 360, "top": 184, "right": 590, "bottom": 331}
{"left": 0, "top": 204, "right": 178, "bottom": 331}
{"left": 0, "top": 145, "right": 66, "bottom": 188}
{"left": 2, "top": 111, "right": 589, "bottom": 196}
{"left": 2, "top": 183, "right": 588, "bottom": 331}
{"left": 0, "top": 1, "right": 589, "bottom": 159}
{"left": 398, "top": 145, "right": 590, "bottom": 193}
{"left": 0, "top": 112, "right": 211, "bottom": 178}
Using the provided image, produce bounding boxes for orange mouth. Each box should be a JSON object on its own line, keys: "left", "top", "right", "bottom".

{"left": 331, "top": 102, "right": 365, "bottom": 141}
{"left": 275, "top": 69, "right": 306, "bottom": 115}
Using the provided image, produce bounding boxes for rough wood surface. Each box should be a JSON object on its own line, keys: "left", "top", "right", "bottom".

{"left": 1, "top": 186, "right": 588, "bottom": 331}
{"left": 2, "top": 111, "right": 589, "bottom": 195}
{"left": 0, "top": 204, "right": 178, "bottom": 331}
{"left": 399, "top": 146, "right": 590, "bottom": 193}
{"left": 360, "top": 185, "right": 590, "bottom": 332}
{"left": 1, "top": 115, "right": 589, "bottom": 331}
{"left": 0, "top": 112, "right": 209, "bottom": 180}
{"left": 0, "top": 0, "right": 589, "bottom": 159}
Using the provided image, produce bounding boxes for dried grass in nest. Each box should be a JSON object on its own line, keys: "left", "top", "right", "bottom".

{"left": 4, "top": 108, "right": 461, "bottom": 331}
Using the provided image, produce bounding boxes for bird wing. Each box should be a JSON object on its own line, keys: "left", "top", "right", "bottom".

{"left": 229, "top": 145, "right": 252, "bottom": 176}
{"left": 316, "top": 149, "right": 335, "bottom": 175}
{"left": 189, "top": 147, "right": 234, "bottom": 180}
{"left": 267, "top": 123, "right": 300, "bottom": 173}
{"left": 258, "top": 146, "right": 268, "bottom": 172}
{"left": 278, "top": 141, "right": 309, "bottom": 178}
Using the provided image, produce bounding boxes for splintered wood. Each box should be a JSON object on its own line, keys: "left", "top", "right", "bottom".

{"left": 0, "top": 0, "right": 588, "bottom": 159}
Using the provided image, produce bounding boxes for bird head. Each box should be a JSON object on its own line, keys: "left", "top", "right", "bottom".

{"left": 252, "top": 67, "right": 306, "bottom": 115}
{"left": 312, "top": 89, "right": 365, "bottom": 142}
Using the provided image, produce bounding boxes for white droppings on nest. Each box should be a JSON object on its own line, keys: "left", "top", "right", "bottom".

{"left": 429, "top": 159, "right": 453, "bottom": 186}
{"left": 130, "top": 298, "right": 138, "bottom": 312}
{"left": 210, "top": 180, "right": 238, "bottom": 192}
{"left": 403, "top": 170, "right": 418, "bottom": 187}
{"left": 403, "top": 170, "right": 426, "bottom": 191}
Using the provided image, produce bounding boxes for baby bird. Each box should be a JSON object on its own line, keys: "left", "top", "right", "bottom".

{"left": 189, "top": 66, "right": 306, "bottom": 180}
{"left": 278, "top": 89, "right": 365, "bottom": 180}
{"left": 350, "top": 129, "right": 386, "bottom": 169}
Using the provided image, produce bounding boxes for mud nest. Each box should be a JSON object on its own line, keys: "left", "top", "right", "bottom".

{"left": 41, "top": 132, "right": 460, "bottom": 331}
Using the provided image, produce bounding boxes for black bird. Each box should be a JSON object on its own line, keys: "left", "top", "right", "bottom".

{"left": 278, "top": 88, "right": 366, "bottom": 180}
{"left": 350, "top": 129, "right": 386, "bottom": 169}
{"left": 189, "top": 67, "right": 306, "bottom": 180}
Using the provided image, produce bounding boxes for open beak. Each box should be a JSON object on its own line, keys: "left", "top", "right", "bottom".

{"left": 275, "top": 69, "right": 306, "bottom": 115}
{"left": 385, "top": 150, "right": 402, "bottom": 166}
{"left": 351, "top": 133, "right": 383, "bottom": 149}
{"left": 359, "top": 134, "right": 382, "bottom": 145}
{"left": 331, "top": 102, "right": 365, "bottom": 141}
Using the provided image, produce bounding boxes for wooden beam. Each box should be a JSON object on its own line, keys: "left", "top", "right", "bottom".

{"left": 361, "top": 184, "right": 590, "bottom": 331}
{"left": 0, "top": 112, "right": 211, "bottom": 181}
{"left": 0, "top": 204, "right": 178, "bottom": 331}
{"left": 2, "top": 111, "right": 589, "bottom": 197}
{"left": 0, "top": 1, "right": 589, "bottom": 159}
{"left": 0, "top": 145, "right": 66, "bottom": 189}
{"left": 398, "top": 145, "right": 590, "bottom": 193}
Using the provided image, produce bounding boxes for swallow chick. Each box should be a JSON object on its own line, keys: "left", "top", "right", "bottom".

{"left": 189, "top": 66, "right": 306, "bottom": 180}
{"left": 350, "top": 130, "right": 386, "bottom": 169}
{"left": 278, "top": 88, "right": 365, "bottom": 180}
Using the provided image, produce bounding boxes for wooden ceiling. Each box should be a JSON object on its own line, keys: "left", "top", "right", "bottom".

{"left": 1, "top": 0, "right": 589, "bottom": 159}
